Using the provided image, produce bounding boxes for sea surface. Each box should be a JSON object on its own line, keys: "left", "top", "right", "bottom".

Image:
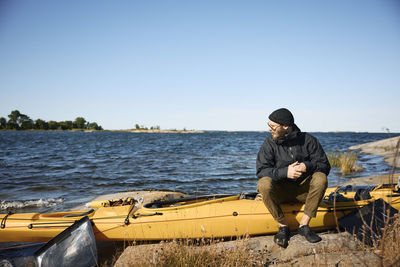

{"left": 0, "top": 131, "right": 398, "bottom": 213}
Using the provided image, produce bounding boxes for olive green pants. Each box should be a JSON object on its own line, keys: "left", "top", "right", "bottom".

{"left": 257, "top": 172, "right": 328, "bottom": 222}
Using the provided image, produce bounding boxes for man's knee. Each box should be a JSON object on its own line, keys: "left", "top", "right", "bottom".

{"left": 257, "top": 176, "right": 274, "bottom": 194}
{"left": 310, "top": 172, "right": 328, "bottom": 190}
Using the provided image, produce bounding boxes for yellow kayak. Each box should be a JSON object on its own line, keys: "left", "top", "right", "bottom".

{"left": 1, "top": 184, "right": 399, "bottom": 243}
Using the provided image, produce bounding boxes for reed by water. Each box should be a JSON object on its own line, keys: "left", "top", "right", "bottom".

{"left": 327, "top": 150, "right": 364, "bottom": 174}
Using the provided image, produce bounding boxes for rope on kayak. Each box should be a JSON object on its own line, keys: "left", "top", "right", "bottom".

{"left": 131, "top": 212, "right": 163, "bottom": 219}
{"left": 0, "top": 214, "right": 129, "bottom": 224}
{"left": 1, "top": 211, "right": 13, "bottom": 229}
{"left": 28, "top": 221, "right": 77, "bottom": 229}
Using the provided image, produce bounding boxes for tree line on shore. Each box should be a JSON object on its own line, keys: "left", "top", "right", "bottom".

{"left": 0, "top": 110, "right": 103, "bottom": 131}
{"left": 134, "top": 124, "right": 161, "bottom": 130}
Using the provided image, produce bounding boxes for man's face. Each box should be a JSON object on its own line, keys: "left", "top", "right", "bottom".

{"left": 268, "top": 120, "right": 289, "bottom": 140}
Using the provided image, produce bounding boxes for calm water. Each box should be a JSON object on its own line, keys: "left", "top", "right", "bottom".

{"left": 0, "top": 131, "right": 398, "bottom": 212}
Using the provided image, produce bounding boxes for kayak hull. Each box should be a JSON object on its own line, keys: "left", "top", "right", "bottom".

{"left": 1, "top": 186, "right": 399, "bottom": 242}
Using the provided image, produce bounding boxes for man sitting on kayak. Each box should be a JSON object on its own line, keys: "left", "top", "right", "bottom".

{"left": 256, "top": 108, "right": 331, "bottom": 248}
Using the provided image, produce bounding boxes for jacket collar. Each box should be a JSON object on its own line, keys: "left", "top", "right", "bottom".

{"left": 274, "top": 124, "right": 301, "bottom": 145}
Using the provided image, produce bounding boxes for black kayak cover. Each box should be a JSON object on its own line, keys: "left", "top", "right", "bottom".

{"left": 338, "top": 198, "right": 398, "bottom": 246}
{"left": 34, "top": 216, "right": 97, "bottom": 267}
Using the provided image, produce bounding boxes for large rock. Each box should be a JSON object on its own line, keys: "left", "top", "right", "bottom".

{"left": 340, "top": 173, "right": 400, "bottom": 187}
{"left": 350, "top": 136, "right": 400, "bottom": 168}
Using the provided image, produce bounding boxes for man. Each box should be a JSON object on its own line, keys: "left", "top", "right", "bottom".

{"left": 256, "top": 108, "right": 330, "bottom": 248}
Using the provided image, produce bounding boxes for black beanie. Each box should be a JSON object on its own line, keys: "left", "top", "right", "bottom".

{"left": 268, "top": 108, "right": 294, "bottom": 126}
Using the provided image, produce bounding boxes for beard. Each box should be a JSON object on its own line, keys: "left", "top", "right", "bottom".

{"left": 271, "top": 127, "right": 290, "bottom": 141}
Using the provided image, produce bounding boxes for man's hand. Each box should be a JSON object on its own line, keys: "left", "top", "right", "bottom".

{"left": 287, "top": 161, "right": 303, "bottom": 179}
{"left": 294, "top": 162, "right": 306, "bottom": 173}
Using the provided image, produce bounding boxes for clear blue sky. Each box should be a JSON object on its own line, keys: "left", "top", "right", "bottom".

{"left": 1, "top": 0, "right": 399, "bottom": 132}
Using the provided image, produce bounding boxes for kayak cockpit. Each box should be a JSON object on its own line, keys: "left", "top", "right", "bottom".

{"left": 143, "top": 192, "right": 259, "bottom": 209}
{"left": 143, "top": 194, "right": 236, "bottom": 209}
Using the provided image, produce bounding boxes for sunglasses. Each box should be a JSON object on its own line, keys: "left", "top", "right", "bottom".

{"left": 267, "top": 123, "right": 281, "bottom": 131}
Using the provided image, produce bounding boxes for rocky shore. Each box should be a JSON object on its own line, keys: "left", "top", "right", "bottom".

{"left": 350, "top": 135, "right": 400, "bottom": 168}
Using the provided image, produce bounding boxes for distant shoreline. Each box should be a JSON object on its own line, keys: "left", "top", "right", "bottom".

{"left": 0, "top": 129, "right": 204, "bottom": 133}
{"left": 108, "top": 129, "right": 204, "bottom": 133}
{"left": 1, "top": 129, "right": 399, "bottom": 134}
{"left": 0, "top": 129, "right": 100, "bottom": 132}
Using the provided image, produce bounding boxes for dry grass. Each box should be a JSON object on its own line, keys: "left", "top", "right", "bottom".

{"left": 377, "top": 214, "right": 400, "bottom": 266}
{"left": 345, "top": 209, "right": 400, "bottom": 267}
{"left": 327, "top": 150, "right": 363, "bottom": 174}
{"left": 379, "top": 135, "right": 400, "bottom": 266}
{"left": 114, "top": 238, "right": 264, "bottom": 267}
{"left": 370, "top": 140, "right": 400, "bottom": 266}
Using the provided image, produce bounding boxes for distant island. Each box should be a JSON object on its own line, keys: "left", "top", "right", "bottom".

{"left": 114, "top": 124, "right": 203, "bottom": 133}
{"left": 120, "top": 129, "right": 204, "bottom": 133}
{"left": 0, "top": 110, "right": 103, "bottom": 131}
{"left": 0, "top": 110, "right": 202, "bottom": 133}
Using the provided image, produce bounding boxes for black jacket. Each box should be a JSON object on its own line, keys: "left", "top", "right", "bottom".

{"left": 256, "top": 125, "right": 331, "bottom": 181}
